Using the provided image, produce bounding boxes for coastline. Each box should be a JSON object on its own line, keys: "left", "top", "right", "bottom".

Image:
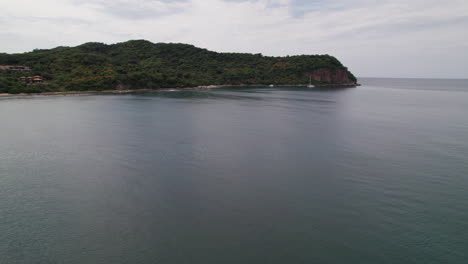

{"left": 0, "top": 83, "right": 359, "bottom": 97}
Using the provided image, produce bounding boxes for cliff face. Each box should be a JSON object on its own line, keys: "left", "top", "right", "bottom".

{"left": 305, "top": 68, "right": 356, "bottom": 84}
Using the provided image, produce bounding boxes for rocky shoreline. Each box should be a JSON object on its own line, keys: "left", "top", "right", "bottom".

{"left": 0, "top": 83, "right": 359, "bottom": 97}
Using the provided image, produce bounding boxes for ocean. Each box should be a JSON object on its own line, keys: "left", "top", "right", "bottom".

{"left": 0, "top": 78, "right": 467, "bottom": 263}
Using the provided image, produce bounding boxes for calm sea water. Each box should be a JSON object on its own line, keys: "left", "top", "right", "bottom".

{"left": 1, "top": 78, "right": 467, "bottom": 264}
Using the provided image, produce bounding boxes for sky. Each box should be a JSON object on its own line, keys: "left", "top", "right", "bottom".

{"left": 1, "top": 0, "right": 467, "bottom": 78}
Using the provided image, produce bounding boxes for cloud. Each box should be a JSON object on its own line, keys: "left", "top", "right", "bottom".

{"left": 72, "top": 0, "right": 190, "bottom": 19}
{"left": 0, "top": 0, "right": 467, "bottom": 78}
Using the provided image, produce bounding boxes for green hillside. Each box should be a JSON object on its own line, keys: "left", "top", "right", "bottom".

{"left": 0, "top": 40, "right": 357, "bottom": 94}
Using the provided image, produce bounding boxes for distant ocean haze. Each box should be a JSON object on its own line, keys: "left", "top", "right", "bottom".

{"left": 0, "top": 78, "right": 467, "bottom": 264}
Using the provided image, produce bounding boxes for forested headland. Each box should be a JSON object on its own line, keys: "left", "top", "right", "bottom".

{"left": 0, "top": 40, "right": 357, "bottom": 94}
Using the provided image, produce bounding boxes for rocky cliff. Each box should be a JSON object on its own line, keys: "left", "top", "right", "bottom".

{"left": 305, "top": 68, "right": 356, "bottom": 84}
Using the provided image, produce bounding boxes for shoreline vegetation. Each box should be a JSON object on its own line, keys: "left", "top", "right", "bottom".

{"left": 0, "top": 40, "right": 358, "bottom": 95}
{"left": 0, "top": 83, "right": 359, "bottom": 97}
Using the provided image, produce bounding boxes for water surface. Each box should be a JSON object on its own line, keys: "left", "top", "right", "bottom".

{"left": 1, "top": 78, "right": 467, "bottom": 263}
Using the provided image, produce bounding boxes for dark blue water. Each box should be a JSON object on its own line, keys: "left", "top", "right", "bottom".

{"left": 1, "top": 78, "right": 467, "bottom": 263}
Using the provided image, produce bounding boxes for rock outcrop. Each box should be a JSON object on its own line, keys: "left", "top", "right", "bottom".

{"left": 305, "top": 68, "right": 356, "bottom": 84}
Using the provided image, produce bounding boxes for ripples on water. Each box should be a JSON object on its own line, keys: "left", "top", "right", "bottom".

{"left": 0, "top": 79, "right": 467, "bottom": 263}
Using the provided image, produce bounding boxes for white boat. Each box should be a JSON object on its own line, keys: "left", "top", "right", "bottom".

{"left": 269, "top": 84, "right": 274, "bottom": 87}
{"left": 307, "top": 76, "right": 315, "bottom": 88}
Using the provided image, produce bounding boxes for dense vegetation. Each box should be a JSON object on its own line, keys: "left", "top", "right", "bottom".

{"left": 0, "top": 40, "right": 356, "bottom": 93}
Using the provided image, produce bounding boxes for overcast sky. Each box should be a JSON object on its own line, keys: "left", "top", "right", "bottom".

{"left": 1, "top": 0, "right": 467, "bottom": 78}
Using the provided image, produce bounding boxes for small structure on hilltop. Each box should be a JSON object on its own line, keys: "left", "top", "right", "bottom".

{"left": 19, "top": 76, "right": 43, "bottom": 84}
{"left": 32, "top": 76, "right": 43, "bottom": 83}
{"left": 0, "top": 65, "right": 32, "bottom": 71}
